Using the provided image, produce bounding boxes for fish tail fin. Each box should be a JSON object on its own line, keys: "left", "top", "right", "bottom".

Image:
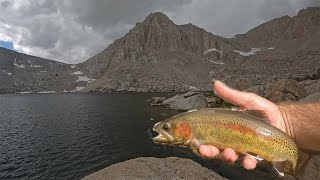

{"left": 293, "top": 150, "right": 309, "bottom": 176}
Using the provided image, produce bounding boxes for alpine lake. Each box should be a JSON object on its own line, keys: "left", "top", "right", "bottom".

{"left": 0, "top": 93, "right": 274, "bottom": 180}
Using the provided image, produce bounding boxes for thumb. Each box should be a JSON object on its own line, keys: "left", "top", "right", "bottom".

{"left": 213, "top": 80, "right": 263, "bottom": 109}
{"left": 213, "top": 80, "right": 285, "bottom": 132}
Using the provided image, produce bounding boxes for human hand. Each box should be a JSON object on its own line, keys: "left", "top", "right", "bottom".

{"left": 199, "top": 80, "right": 287, "bottom": 169}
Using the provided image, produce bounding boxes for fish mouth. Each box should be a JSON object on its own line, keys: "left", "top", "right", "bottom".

{"left": 153, "top": 133, "right": 169, "bottom": 143}
{"left": 152, "top": 122, "right": 174, "bottom": 143}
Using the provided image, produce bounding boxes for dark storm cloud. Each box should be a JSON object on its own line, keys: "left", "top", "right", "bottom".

{"left": 0, "top": 0, "right": 318, "bottom": 63}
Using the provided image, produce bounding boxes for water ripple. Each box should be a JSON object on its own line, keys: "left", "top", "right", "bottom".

{"left": 0, "top": 93, "right": 165, "bottom": 179}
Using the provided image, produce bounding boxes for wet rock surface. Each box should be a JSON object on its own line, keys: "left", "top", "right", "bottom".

{"left": 161, "top": 92, "right": 207, "bottom": 111}
{"left": 82, "top": 157, "right": 227, "bottom": 180}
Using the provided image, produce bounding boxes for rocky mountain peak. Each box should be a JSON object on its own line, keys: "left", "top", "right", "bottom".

{"left": 122, "top": 11, "right": 181, "bottom": 54}
{"left": 81, "top": 11, "right": 232, "bottom": 92}
{"left": 142, "top": 12, "right": 174, "bottom": 26}
{"left": 106, "top": 11, "right": 229, "bottom": 63}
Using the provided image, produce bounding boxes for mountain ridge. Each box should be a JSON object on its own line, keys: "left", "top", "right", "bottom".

{"left": 80, "top": 7, "right": 320, "bottom": 92}
{"left": 80, "top": 11, "right": 233, "bottom": 92}
{"left": 0, "top": 7, "right": 320, "bottom": 93}
{"left": 0, "top": 46, "right": 93, "bottom": 93}
{"left": 235, "top": 7, "right": 320, "bottom": 49}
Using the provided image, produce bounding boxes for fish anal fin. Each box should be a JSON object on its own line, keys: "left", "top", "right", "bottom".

{"left": 244, "top": 152, "right": 264, "bottom": 161}
{"left": 271, "top": 161, "right": 285, "bottom": 177}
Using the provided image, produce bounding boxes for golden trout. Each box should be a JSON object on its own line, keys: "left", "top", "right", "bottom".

{"left": 152, "top": 108, "right": 309, "bottom": 176}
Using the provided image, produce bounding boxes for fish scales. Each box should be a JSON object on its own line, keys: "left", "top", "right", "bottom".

{"left": 152, "top": 108, "right": 307, "bottom": 176}
{"left": 186, "top": 109, "right": 298, "bottom": 164}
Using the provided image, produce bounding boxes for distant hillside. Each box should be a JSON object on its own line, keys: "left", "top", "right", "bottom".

{"left": 0, "top": 47, "right": 94, "bottom": 93}
{"left": 234, "top": 7, "right": 320, "bottom": 49}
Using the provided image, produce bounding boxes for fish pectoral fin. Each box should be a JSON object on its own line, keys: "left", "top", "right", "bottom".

{"left": 189, "top": 139, "right": 215, "bottom": 159}
{"left": 189, "top": 139, "right": 204, "bottom": 157}
{"left": 243, "top": 152, "right": 264, "bottom": 161}
{"left": 271, "top": 161, "right": 285, "bottom": 177}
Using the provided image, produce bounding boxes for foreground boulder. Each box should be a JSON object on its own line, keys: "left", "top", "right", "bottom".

{"left": 148, "top": 96, "right": 167, "bottom": 107}
{"left": 82, "top": 157, "right": 226, "bottom": 180}
{"left": 82, "top": 156, "right": 320, "bottom": 180}
{"left": 161, "top": 91, "right": 207, "bottom": 111}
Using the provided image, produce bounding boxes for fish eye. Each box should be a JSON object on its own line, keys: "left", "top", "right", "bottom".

{"left": 163, "top": 123, "right": 171, "bottom": 130}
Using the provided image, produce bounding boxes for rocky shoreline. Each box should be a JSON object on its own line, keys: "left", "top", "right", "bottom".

{"left": 147, "top": 78, "right": 320, "bottom": 112}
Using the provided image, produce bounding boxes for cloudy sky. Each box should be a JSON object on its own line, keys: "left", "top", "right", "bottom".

{"left": 0, "top": 0, "right": 319, "bottom": 64}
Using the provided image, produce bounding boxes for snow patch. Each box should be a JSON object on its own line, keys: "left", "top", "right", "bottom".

{"left": 267, "top": 47, "right": 275, "bottom": 50}
{"left": 183, "top": 84, "right": 199, "bottom": 91}
{"left": 37, "top": 91, "right": 56, "bottom": 94}
{"left": 27, "top": 60, "right": 42, "bottom": 68}
{"left": 233, "top": 48, "right": 261, "bottom": 56}
{"left": 71, "top": 71, "right": 83, "bottom": 75}
{"left": 71, "top": 65, "right": 76, "bottom": 69}
{"left": 76, "top": 76, "right": 95, "bottom": 83}
{"left": 2, "top": 70, "right": 12, "bottom": 76}
{"left": 14, "top": 56, "right": 25, "bottom": 68}
{"left": 31, "top": 64, "right": 42, "bottom": 68}
{"left": 203, "top": 48, "right": 223, "bottom": 55}
{"left": 40, "top": 70, "right": 47, "bottom": 73}
{"left": 208, "top": 60, "right": 224, "bottom": 65}
{"left": 20, "top": 91, "right": 32, "bottom": 94}
{"left": 75, "top": 87, "right": 85, "bottom": 91}
{"left": 14, "top": 62, "right": 25, "bottom": 68}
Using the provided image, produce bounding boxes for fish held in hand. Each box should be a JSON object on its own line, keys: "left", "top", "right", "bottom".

{"left": 152, "top": 108, "right": 309, "bottom": 176}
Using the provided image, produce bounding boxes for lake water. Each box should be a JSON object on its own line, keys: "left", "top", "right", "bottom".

{"left": 0, "top": 93, "right": 272, "bottom": 180}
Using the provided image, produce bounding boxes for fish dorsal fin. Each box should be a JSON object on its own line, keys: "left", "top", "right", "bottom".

{"left": 244, "top": 152, "right": 264, "bottom": 161}
{"left": 271, "top": 161, "right": 285, "bottom": 177}
{"left": 242, "top": 110, "right": 270, "bottom": 123}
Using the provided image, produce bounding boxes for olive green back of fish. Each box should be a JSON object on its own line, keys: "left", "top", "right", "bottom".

{"left": 175, "top": 108, "right": 307, "bottom": 175}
